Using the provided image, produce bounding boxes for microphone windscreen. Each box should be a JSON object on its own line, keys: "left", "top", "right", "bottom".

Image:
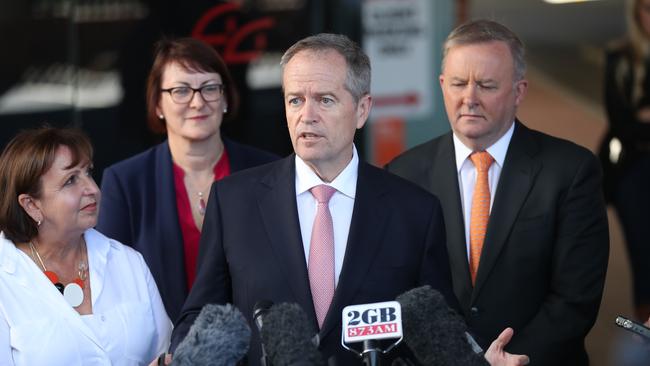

{"left": 261, "top": 303, "right": 325, "bottom": 366}
{"left": 396, "top": 286, "right": 487, "bottom": 366}
{"left": 172, "top": 303, "right": 251, "bottom": 366}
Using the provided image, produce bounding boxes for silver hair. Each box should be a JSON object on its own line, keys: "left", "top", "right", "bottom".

{"left": 280, "top": 33, "right": 371, "bottom": 102}
{"left": 442, "top": 19, "right": 526, "bottom": 81}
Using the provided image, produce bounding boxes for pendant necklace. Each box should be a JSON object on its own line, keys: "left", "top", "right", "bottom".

{"left": 29, "top": 240, "right": 88, "bottom": 307}
{"left": 197, "top": 191, "right": 207, "bottom": 216}
{"left": 183, "top": 150, "right": 220, "bottom": 216}
{"left": 187, "top": 178, "right": 213, "bottom": 216}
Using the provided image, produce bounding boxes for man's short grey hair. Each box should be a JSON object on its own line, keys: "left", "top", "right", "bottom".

{"left": 442, "top": 19, "right": 526, "bottom": 81}
{"left": 280, "top": 33, "right": 371, "bottom": 102}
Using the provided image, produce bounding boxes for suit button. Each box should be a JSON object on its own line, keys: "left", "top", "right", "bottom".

{"left": 470, "top": 307, "right": 479, "bottom": 317}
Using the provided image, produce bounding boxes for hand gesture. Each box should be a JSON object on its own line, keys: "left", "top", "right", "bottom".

{"left": 484, "top": 328, "right": 530, "bottom": 366}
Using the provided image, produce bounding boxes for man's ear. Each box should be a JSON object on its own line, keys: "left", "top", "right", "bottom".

{"left": 18, "top": 194, "right": 42, "bottom": 224}
{"left": 355, "top": 95, "right": 372, "bottom": 129}
{"left": 514, "top": 79, "right": 528, "bottom": 106}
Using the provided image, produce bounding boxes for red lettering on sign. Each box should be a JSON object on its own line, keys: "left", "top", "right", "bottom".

{"left": 346, "top": 322, "right": 399, "bottom": 338}
{"left": 373, "top": 93, "right": 419, "bottom": 107}
{"left": 191, "top": 3, "right": 276, "bottom": 64}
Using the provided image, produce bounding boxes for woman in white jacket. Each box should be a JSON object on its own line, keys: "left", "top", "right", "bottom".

{"left": 0, "top": 127, "right": 171, "bottom": 365}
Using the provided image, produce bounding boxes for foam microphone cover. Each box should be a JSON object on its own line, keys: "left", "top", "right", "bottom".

{"left": 396, "top": 286, "right": 488, "bottom": 366}
{"left": 172, "top": 303, "right": 251, "bottom": 366}
{"left": 260, "top": 302, "right": 326, "bottom": 366}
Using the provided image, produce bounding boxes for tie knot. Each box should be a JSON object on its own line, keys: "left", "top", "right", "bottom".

{"left": 310, "top": 184, "right": 337, "bottom": 204}
{"left": 470, "top": 151, "right": 494, "bottom": 172}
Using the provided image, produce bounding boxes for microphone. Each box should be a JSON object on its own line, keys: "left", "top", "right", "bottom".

{"left": 172, "top": 303, "right": 251, "bottom": 366}
{"left": 616, "top": 316, "right": 650, "bottom": 341}
{"left": 254, "top": 300, "right": 274, "bottom": 366}
{"left": 341, "top": 301, "right": 404, "bottom": 366}
{"left": 395, "top": 286, "right": 488, "bottom": 366}
{"left": 260, "top": 302, "right": 326, "bottom": 366}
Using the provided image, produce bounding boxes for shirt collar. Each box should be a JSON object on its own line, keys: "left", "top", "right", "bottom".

{"left": 0, "top": 232, "right": 17, "bottom": 274}
{"left": 295, "top": 145, "right": 359, "bottom": 199}
{"left": 452, "top": 121, "right": 515, "bottom": 172}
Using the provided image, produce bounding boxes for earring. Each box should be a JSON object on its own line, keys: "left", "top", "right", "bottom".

{"left": 159, "top": 114, "right": 164, "bottom": 119}
{"left": 37, "top": 219, "right": 41, "bottom": 227}
{"left": 223, "top": 108, "right": 228, "bottom": 113}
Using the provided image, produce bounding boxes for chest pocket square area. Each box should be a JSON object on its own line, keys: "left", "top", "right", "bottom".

{"left": 512, "top": 214, "right": 547, "bottom": 232}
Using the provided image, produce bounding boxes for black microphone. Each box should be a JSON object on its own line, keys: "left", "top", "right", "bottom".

{"left": 254, "top": 300, "right": 274, "bottom": 366}
{"left": 260, "top": 302, "right": 326, "bottom": 366}
{"left": 395, "top": 286, "right": 488, "bottom": 366}
{"left": 172, "top": 303, "right": 251, "bottom": 366}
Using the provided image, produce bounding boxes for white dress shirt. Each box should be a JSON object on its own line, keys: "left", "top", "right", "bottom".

{"left": 0, "top": 229, "right": 172, "bottom": 366}
{"left": 454, "top": 122, "right": 515, "bottom": 261}
{"left": 295, "top": 146, "right": 359, "bottom": 287}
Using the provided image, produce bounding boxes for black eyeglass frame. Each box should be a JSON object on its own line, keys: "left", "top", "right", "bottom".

{"left": 160, "top": 84, "right": 224, "bottom": 104}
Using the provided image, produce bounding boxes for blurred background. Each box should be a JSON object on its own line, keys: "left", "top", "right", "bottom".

{"left": 0, "top": 0, "right": 641, "bottom": 364}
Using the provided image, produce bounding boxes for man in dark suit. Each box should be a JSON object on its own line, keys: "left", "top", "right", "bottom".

{"left": 387, "top": 20, "right": 609, "bottom": 366}
{"left": 167, "top": 33, "right": 458, "bottom": 365}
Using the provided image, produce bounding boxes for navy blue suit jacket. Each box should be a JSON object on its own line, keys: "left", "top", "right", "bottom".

{"left": 96, "top": 139, "right": 279, "bottom": 322}
{"left": 169, "top": 155, "right": 456, "bottom": 365}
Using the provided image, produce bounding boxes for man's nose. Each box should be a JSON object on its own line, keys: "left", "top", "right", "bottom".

{"left": 462, "top": 84, "right": 479, "bottom": 107}
{"left": 301, "top": 99, "right": 318, "bottom": 123}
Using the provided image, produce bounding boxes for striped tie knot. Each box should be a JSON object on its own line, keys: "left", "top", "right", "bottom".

{"left": 470, "top": 151, "right": 494, "bottom": 172}
{"left": 310, "top": 184, "right": 336, "bottom": 204}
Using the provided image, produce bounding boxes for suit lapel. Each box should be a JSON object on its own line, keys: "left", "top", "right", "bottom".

{"left": 256, "top": 156, "right": 318, "bottom": 325}
{"left": 223, "top": 138, "right": 246, "bottom": 172}
{"left": 472, "top": 122, "right": 541, "bottom": 300}
{"left": 429, "top": 134, "right": 474, "bottom": 313}
{"left": 154, "top": 143, "right": 188, "bottom": 296}
{"left": 319, "top": 162, "right": 390, "bottom": 338}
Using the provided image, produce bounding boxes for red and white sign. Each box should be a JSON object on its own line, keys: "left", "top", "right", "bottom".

{"left": 342, "top": 301, "right": 403, "bottom": 343}
{"left": 362, "top": 0, "right": 435, "bottom": 119}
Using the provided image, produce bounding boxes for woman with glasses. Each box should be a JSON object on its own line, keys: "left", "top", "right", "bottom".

{"left": 96, "top": 37, "right": 278, "bottom": 322}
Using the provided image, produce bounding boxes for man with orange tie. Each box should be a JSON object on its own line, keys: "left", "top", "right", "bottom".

{"left": 387, "top": 20, "right": 609, "bottom": 365}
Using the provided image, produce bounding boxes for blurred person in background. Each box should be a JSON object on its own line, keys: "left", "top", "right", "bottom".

{"left": 603, "top": 0, "right": 650, "bottom": 321}
{"left": 0, "top": 127, "right": 171, "bottom": 365}
{"left": 96, "top": 37, "right": 279, "bottom": 323}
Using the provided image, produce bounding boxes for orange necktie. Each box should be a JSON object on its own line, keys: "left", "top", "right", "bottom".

{"left": 469, "top": 151, "right": 494, "bottom": 285}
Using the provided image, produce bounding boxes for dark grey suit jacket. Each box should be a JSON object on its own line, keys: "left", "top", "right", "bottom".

{"left": 170, "top": 155, "right": 456, "bottom": 365}
{"left": 386, "top": 121, "right": 609, "bottom": 366}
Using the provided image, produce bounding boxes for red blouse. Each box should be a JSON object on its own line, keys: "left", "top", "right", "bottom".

{"left": 172, "top": 148, "right": 231, "bottom": 291}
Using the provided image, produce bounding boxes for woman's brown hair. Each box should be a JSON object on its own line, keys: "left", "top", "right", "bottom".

{"left": 145, "top": 37, "right": 239, "bottom": 133}
{"left": 0, "top": 127, "right": 93, "bottom": 243}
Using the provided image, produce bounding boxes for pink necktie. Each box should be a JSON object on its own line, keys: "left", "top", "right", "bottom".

{"left": 469, "top": 151, "right": 494, "bottom": 286}
{"left": 308, "top": 184, "right": 337, "bottom": 328}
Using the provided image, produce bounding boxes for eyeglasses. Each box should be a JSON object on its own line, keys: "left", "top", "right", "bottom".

{"left": 161, "top": 84, "right": 224, "bottom": 104}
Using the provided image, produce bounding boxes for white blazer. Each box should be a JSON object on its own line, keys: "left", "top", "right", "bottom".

{"left": 0, "top": 229, "right": 172, "bottom": 366}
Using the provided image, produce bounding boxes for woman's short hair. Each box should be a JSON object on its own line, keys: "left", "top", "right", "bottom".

{"left": 145, "top": 37, "right": 239, "bottom": 134}
{"left": 0, "top": 127, "right": 93, "bottom": 243}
